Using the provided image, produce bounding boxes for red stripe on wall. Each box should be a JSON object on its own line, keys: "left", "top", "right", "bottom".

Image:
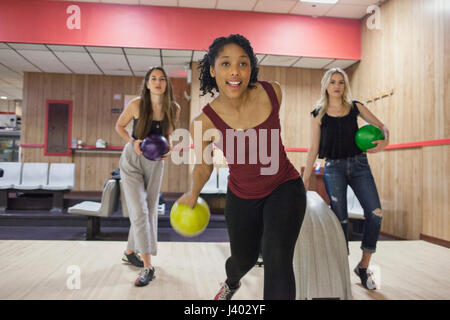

{"left": 385, "top": 139, "right": 450, "bottom": 150}
{"left": 20, "top": 139, "right": 450, "bottom": 152}
{"left": 286, "top": 139, "right": 450, "bottom": 152}
{"left": 285, "top": 147, "right": 308, "bottom": 152}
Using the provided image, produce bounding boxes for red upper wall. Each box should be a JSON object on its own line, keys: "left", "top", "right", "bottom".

{"left": 0, "top": 0, "right": 361, "bottom": 60}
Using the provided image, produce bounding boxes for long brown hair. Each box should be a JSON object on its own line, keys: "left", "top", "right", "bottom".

{"left": 135, "top": 66, "right": 176, "bottom": 140}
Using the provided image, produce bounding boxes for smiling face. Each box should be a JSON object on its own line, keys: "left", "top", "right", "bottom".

{"left": 327, "top": 72, "right": 345, "bottom": 99}
{"left": 147, "top": 68, "right": 167, "bottom": 96}
{"left": 210, "top": 43, "right": 251, "bottom": 99}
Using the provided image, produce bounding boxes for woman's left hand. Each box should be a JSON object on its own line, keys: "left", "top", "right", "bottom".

{"left": 159, "top": 146, "right": 172, "bottom": 161}
{"left": 367, "top": 125, "right": 389, "bottom": 153}
{"left": 367, "top": 139, "right": 389, "bottom": 153}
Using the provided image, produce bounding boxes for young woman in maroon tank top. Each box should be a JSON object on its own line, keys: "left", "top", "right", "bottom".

{"left": 303, "top": 68, "right": 389, "bottom": 290}
{"left": 176, "top": 34, "right": 306, "bottom": 300}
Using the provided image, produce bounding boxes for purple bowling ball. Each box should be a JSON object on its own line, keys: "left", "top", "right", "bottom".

{"left": 140, "top": 134, "right": 169, "bottom": 161}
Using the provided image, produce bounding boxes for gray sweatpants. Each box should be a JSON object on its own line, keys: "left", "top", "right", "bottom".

{"left": 119, "top": 142, "right": 164, "bottom": 255}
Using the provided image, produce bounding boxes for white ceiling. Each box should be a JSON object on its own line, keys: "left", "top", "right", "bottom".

{"left": 0, "top": 0, "right": 383, "bottom": 100}
{"left": 0, "top": 43, "right": 359, "bottom": 100}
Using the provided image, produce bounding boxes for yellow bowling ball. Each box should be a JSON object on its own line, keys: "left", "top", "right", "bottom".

{"left": 170, "top": 197, "right": 210, "bottom": 237}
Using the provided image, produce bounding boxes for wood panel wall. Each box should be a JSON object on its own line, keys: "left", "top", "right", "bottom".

{"left": 160, "top": 80, "right": 191, "bottom": 193}
{"left": 21, "top": 72, "right": 190, "bottom": 192}
{"left": 347, "top": 0, "right": 449, "bottom": 241}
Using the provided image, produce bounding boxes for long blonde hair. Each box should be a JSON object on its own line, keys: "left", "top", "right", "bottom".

{"left": 312, "top": 67, "right": 354, "bottom": 123}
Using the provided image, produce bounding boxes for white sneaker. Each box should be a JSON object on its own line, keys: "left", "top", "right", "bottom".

{"left": 158, "top": 203, "right": 165, "bottom": 215}
{"left": 354, "top": 263, "right": 377, "bottom": 290}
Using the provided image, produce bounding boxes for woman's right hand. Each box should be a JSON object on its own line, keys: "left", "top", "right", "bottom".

{"left": 133, "top": 139, "right": 143, "bottom": 156}
{"left": 176, "top": 192, "right": 199, "bottom": 209}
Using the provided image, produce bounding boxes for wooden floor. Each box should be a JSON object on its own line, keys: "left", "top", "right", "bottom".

{"left": 0, "top": 240, "right": 448, "bottom": 300}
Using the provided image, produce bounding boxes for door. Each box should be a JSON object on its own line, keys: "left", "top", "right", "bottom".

{"left": 44, "top": 100, "right": 72, "bottom": 156}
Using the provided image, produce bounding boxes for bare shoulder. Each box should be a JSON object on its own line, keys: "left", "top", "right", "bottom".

{"left": 268, "top": 81, "right": 281, "bottom": 93}
{"left": 129, "top": 96, "right": 141, "bottom": 106}
{"left": 119, "top": 97, "right": 140, "bottom": 120}
{"left": 173, "top": 101, "right": 181, "bottom": 111}
{"left": 268, "top": 81, "right": 282, "bottom": 104}
{"left": 173, "top": 101, "right": 181, "bottom": 116}
{"left": 126, "top": 97, "right": 140, "bottom": 117}
{"left": 311, "top": 112, "right": 321, "bottom": 126}
{"left": 354, "top": 101, "right": 367, "bottom": 111}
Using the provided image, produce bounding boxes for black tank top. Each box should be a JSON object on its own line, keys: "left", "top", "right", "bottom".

{"left": 312, "top": 101, "right": 363, "bottom": 160}
{"left": 131, "top": 119, "right": 163, "bottom": 139}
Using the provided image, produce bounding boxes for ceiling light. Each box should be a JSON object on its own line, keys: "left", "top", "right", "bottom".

{"left": 0, "top": 96, "right": 7, "bottom": 100}
{"left": 300, "top": 0, "right": 339, "bottom": 4}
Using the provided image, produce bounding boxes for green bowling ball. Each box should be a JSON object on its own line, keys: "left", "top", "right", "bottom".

{"left": 170, "top": 197, "right": 210, "bottom": 237}
{"left": 355, "top": 124, "right": 385, "bottom": 152}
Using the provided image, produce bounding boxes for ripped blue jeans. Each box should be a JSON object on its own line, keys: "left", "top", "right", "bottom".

{"left": 323, "top": 153, "right": 382, "bottom": 253}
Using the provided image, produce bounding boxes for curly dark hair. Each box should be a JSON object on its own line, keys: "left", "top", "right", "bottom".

{"left": 198, "top": 34, "right": 259, "bottom": 97}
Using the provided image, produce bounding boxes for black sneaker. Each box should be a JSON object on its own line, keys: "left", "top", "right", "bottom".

{"left": 135, "top": 267, "right": 155, "bottom": 287}
{"left": 354, "top": 263, "right": 377, "bottom": 290}
{"left": 214, "top": 281, "right": 241, "bottom": 300}
{"left": 122, "top": 251, "right": 144, "bottom": 268}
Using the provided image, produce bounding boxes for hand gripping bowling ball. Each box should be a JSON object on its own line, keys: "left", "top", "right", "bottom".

{"left": 170, "top": 197, "right": 210, "bottom": 237}
{"left": 140, "top": 134, "right": 169, "bottom": 161}
{"left": 355, "top": 124, "right": 385, "bottom": 152}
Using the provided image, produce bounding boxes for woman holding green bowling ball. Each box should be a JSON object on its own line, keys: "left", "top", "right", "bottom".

{"left": 116, "top": 66, "right": 180, "bottom": 287}
{"left": 303, "top": 68, "right": 389, "bottom": 290}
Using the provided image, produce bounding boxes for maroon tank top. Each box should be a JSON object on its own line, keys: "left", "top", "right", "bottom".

{"left": 202, "top": 81, "right": 299, "bottom": 199}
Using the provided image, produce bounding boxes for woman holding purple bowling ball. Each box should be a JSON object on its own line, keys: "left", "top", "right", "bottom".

{"left": 115, "top": 66, "right": 180, "bottom": 287}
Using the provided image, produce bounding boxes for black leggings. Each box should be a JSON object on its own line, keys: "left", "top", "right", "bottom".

{"left": 224, "top": 177, "right": 306, "bottom": 300}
